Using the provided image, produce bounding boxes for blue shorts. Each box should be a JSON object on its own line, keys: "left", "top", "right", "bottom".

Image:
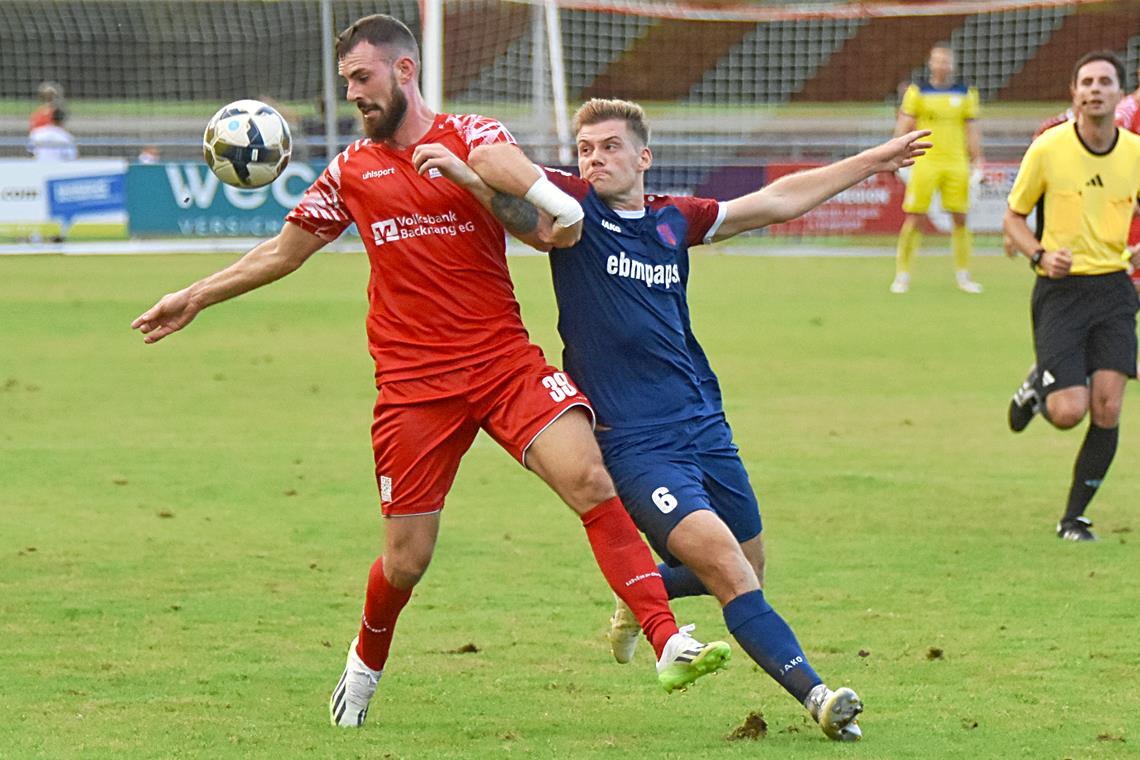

{"left": 596, "top": 413, "right": 762, "bottom": 567}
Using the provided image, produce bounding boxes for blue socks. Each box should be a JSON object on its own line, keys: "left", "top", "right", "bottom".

{"left": 662, "top": 565, "right": 824, "bottom": 704}
{"left": 658, "top": 562, "right": 709, "bottom": 598}
{"left": 723, "top": 588, "right": 821, "bottom": 703}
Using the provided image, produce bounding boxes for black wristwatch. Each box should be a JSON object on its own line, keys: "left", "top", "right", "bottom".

{"left": 1029, "top": 249, "right": 1045, "bottom": 270}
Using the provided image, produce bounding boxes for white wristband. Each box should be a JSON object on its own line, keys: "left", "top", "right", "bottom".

{"left": 524, "top": 173, "right": 584, "bottom": 228}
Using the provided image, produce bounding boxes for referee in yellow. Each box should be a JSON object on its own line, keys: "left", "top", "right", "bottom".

{"left": 891, "top": 44, "right": 984, "bottom": 294}
{"left": 1005, "top": 51, "right": 1140, "bottom": 542}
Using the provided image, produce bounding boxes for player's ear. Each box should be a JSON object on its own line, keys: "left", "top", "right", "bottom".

{"left": 639, "top": 146, "right": 653, "bottom": 172}
{"left": 395, "top": 56, "right": 417, "bottom": 85}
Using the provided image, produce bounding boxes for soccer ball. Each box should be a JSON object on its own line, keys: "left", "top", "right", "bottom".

{"left": 202, "top": 99, "right": 292, "bottom": 188}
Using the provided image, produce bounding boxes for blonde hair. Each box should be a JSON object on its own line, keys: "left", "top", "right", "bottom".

{"left": 572, "top": 98, "right": 650, "bottom": 146}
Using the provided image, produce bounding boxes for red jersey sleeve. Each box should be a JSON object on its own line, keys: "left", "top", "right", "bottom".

{"left": 1116, "top": 95, "right": 1140, "bottom": 134}
{"left": 285, "top": 141, "right": 359, "bottom": 241}
{"left": 1032, "top": 110, "right": 1071, "bottom": 141}
{"left": 444, "top": 113, "right": 517, "bottom": 151}
{"left": 664, "top": 195, "right": 723, "bottom": 247}
{"left": 541, "top": 166, "right": 590, "bottom": 201}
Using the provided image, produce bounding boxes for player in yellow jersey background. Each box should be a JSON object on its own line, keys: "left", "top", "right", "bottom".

{"left": 891, "top": 44, "right": 985, "bottom": 294}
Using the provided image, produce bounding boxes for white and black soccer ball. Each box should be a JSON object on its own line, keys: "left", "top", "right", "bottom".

{"left": 202, "top": 99, "right": 292, "bottom": 188}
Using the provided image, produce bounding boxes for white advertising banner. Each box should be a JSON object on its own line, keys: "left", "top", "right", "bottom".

{"left": 0, "top": 159, "right": 128, "bottom": 225}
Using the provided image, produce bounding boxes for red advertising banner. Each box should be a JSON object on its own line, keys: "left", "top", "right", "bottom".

{"left": 764, "top": 163, "right": 907, "bottom": 235}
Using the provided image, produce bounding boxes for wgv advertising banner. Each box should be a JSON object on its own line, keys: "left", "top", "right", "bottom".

{"left": 127, "top": 162, "right": 321, "bottom": 237}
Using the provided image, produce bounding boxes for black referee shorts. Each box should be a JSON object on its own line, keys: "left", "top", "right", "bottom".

{"left": 1031, "top": 270, "right": 1139, "bottom": 395}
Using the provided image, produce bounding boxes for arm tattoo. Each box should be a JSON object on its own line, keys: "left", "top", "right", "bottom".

{"left": 490, "top": 191, "right": 540, "bottom": 236}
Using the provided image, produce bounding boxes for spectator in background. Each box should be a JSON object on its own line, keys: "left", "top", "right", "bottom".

{"left": 28, "top": 107, "right": 77, "bottom": 161}
{"left": 137, "top": 145, "right": 161, "bottom": 164}
{"left": 29, "top": 81, "right": 64, "bottom": 131}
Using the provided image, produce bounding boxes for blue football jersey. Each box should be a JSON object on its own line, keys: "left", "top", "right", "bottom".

{"left": 543, "top": 169, "right": 726, "bottom": 428}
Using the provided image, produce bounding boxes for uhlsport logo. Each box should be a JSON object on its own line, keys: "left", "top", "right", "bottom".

{"left": 362, "top": 167, "right": 395, "bottom": 180}
{"left": 371, "top": 211, "right": 475, "bottom": 245}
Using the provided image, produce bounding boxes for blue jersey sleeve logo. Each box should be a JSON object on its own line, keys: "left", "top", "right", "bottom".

{"left": 656, "top": 221, "right": 677, "bottom": 247}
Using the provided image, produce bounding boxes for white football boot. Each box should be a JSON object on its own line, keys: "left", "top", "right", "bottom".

{"left": 606, "top": 594, "right": 641, "bottom": 664}
{"left": 329, "top": 637, "right": 381, "bottom": 727}
{"left": 805, "top": 684, "right": 863, "bottom": 741}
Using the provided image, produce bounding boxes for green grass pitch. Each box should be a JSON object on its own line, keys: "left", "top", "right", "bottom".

{"left": 1, "top": 250, "right": 1136, "bottom": 758}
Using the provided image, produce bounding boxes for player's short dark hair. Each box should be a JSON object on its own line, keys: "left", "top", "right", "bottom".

{"left": 336, "top": 14, "right": 419, "bottom": 65}
{"left": 50, "top": 106, "right": 66, "bottom": 124}
{"left": 1071, "top": 50, "right": 1125, "bottom": 88}
{"left": 572, "top": 99, "right": 650, "bottom": 147}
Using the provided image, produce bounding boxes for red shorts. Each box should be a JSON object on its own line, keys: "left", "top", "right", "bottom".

{"left": 371, "top": 345, "right": 593, "bottom": 517}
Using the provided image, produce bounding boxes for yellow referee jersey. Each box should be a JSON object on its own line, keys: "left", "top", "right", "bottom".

{"left": 900, "top": 80, "right": 979, "bottom": 165}
{"left": 1008, "top": 123, "right": 1140, "bottom": 275}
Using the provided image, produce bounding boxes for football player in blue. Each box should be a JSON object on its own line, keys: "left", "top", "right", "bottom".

{"left": 427, "top": 98, "right": 928, "bottom": 741}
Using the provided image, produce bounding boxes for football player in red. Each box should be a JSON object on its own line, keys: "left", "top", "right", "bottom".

{"left": 132, "top": 13, "right": 730, "bottom": 728}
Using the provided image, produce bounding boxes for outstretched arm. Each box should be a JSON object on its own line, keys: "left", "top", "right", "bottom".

{"left": 131, "top": 221, "right": 326, "bottom": 343}
{"left": 712, "top": 130, "right": 931, "bottom": 241}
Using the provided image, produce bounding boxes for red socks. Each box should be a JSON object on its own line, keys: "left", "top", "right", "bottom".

{"left": 580, "top": 496, "right": 678, "bottom": 658}
{"left": 355, "top": 500, "right": 676, "bottom": 668}
{"left": 356, "top": 556, "right": 413, "bottom": 671}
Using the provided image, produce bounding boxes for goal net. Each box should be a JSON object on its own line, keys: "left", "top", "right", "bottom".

{"left": 0, "top": 0, "right": 1135, "bottom": 238}
{"left": 2, "top": 1, "right": 1134, "bottom": 157}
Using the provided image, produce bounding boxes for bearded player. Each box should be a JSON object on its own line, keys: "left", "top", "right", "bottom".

{"left": 132, "top": 14, "right": 730, "bottom": 729}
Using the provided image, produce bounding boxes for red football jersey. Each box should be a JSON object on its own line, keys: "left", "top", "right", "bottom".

{"left": 1116, "top": 94, "right": 1140, "bottom": 134}
{"left": 1032, "top": 109, "right": 1073, "bottom": 141}
{"left": 1118, "top": 96, "right": 1140, "bottom": 248}
{"left": 287, "top": 114, "right": 534, "bottom": 385}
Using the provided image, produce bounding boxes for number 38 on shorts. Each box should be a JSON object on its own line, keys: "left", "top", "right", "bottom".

{"left": 542, "top": 372, "right": 579, "bottom": 402}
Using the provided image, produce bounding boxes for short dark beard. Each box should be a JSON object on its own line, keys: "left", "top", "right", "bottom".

{"left": 490, "top": 192, "right": 540, "bottom": 237}
{"left": 363, "top": 76, "right": 408, "bottom": 141}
